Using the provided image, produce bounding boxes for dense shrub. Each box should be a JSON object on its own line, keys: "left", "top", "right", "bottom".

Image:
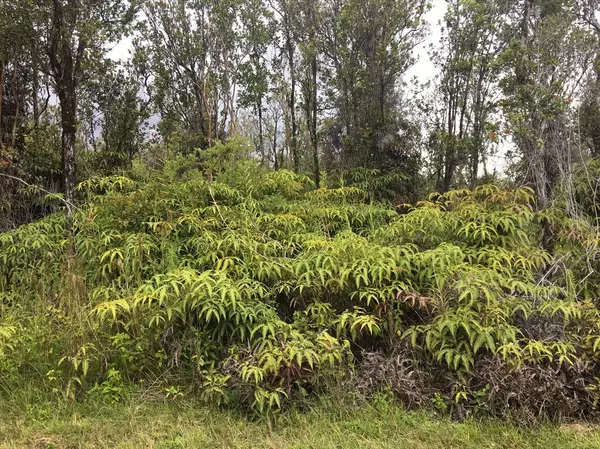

{"left": 2, "top": 149, "right": 600, "bottom": 420}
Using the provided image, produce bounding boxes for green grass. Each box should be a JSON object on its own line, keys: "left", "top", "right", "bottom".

{"left": 1, "top": 398, "right": 599, "bottom": 449}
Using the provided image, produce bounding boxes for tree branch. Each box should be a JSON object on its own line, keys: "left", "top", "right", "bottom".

{"left": 0, "top": 172, "right": 80, "bottom": 211}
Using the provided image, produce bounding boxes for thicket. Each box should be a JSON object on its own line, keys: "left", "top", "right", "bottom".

{"left": 2, "top": 145, "right": 600, "bottom": 422}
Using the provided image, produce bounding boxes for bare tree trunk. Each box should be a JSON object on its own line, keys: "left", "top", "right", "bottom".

{"left": 57, "top": 82, "right": 77, "bottom": 236}
{"left": 442, "top": 138, "right": 455, "bottom": 193}
{"left": 521, "top": 0, "right": 532, "bottom": 41}
{"left": 213, "top": 84, "right": 219, "bottom": 142}
{"left": 10, "top": 68, "right": 19, "bottom": 149}
{"left": 285, "top": 22, "right": 299, "bottom": 173}
{"left": 202, "top": 79, "right": 212, "bottom": 147}
{"left": 471, "top": 67, "right": 487, "bottom": 187}
{"left": 0, "top": 61, "right": 5, "bottom": 146}
{"left": 272, "top": 114, "right": 279, "bottom": 170}
{"left": 310, "top": 54, "right": 320, "bottom": 188}
{"left": 32, "top": 44, "right": 40, "bottom": 128}
{"left": 32, "top": 74, "right": 39, "bottom": 128}
{"left": 442, "top": 82, "right": 457, "bottom": 192}
{"left": 258, "top": 95, "right": 264, "bottom": 164}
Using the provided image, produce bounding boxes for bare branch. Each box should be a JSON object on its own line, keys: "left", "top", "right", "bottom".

{"left": 0, "top": 172, "right": 80, "bottom": 211}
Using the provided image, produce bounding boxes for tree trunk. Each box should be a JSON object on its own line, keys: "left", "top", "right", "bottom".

{"left": 272, "top": 115, "right": 279, "bottom": 170}
{"left": 10, "top": 68, "right": 19, "bottom": 149}
{"left": 471, "top": 68, "right": 486, "bottom": 187}
{"left": 57, "top": 85, "right": 77, "bottom": 235}
{"left": 310, "top": 54, "right": 320, "bottom": 188}
{"left": 49, "top": 0, "right": 81, "bottom": 239}
{"left": 258, "top": 95, "right": 264, "bottom": 164}
{"left": 0, "top": 61, "right": 5, "bottom": 146}
{"left": 285, "top": 22, "right": 299, "bottom": 173}
{"left": 443, "top": 140, "right": 455, "bottom": 193}
{"left": 32, "top": 72, "right": 39, "bottom": 128}
{"left": 32, "top": 42, "right": 40, "bottom": 127}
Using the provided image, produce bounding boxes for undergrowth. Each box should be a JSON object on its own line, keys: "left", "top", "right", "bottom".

{"left": 2, "top": 145, "right": 600, "bottom": 422}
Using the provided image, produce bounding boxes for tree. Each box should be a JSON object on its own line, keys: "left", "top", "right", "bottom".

{"left": 0, "top": 1, "right": 56, "bottom": 229}
{"left": 0, "top": 1, "right": 35, "bottom": 157}
{"left": 428, "top": 0, "right": 508, "bottom": 191}
{"left": 21, "top": 0, "right": 136, "bottom": 233}
{"left": 138, "top": 0, "right": 243, "bottom": 154}
{"left": 501, "top": 0, "right": 596, "bottom": 206}
{"left": 575, "top": 0, "right": 600, "bottom": 156}
{"left": 238, "top": 0, "right": 274, "bottom": 164}
{"left": 81, "top": 60, "right": 151, "bottom": 171}
{"left": 296, "top": 0, "right": 321, "bottom": 187}
{"left": 320, "top": 0, "right": 428, "bottom": 171}
{"left": 270, "top": 0, "right": 301, "bottom": 172}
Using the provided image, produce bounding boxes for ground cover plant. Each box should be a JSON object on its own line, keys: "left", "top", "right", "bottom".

{"left": 2, "top": 146, "right": 600, "bottom": 422}
{"left": 2, "top": 398, "right": 600, "bottom": 448}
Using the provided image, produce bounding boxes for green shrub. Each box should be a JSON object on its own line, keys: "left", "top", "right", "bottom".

{"left": 2, "top": 147, "right": 600, "bottom": 420}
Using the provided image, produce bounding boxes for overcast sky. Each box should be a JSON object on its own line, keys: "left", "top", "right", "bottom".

{"left": 407, "top": 0, "right": 446, "bottom": 81}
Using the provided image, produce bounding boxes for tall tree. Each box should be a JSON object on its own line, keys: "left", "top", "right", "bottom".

{"left": 21, "top": 0, "right": 136, "bottom": 233}
{"left": 296, "top": 0, "right": 321, "bottom": 187}
{"left": 238, "top": 0, "right": 275, "bottom": 164}
{"left": 80, "top": 60, "right": 151, "bottom": 171}
{"left": 320, "top": 0, "right": 428, "bottom": 170}
{"left": 269, "top": 0, "right": 304, "bottom": 172}
{"left": 138, "top": 0, "right": 242, "bottom": 153}
{"left": 501, "top": 0, "right": 596, "bottom": 206}
{"left": 576, "top": 0, "right": 600, "bottom": 156}
{"left": 429, "top": 0, "right": 508, "bottom": 191}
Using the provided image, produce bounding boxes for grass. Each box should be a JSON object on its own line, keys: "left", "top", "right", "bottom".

{"left": 1, "top": 396, "right": 599, "bottom": 449}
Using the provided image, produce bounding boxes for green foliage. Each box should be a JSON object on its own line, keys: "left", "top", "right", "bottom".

{"left": 2, "top": 151, "right": 600, "bottom": 419}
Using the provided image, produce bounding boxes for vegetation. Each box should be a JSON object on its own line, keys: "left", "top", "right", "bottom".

{"left": 2, "top": 398, "right": 600, "bottom": 448}
{"left": 2, "top": 0, "right": 600, "bottom": 442}
{"left": 3, "top": 1, "right": 600, "bottom": 229}
{"left": 1, "top": 145, "right": 600, "bottom": 424}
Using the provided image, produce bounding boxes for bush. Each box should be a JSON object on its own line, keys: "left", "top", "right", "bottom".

{"left": 2, "top": 146, "right": 600, "bottom": 421}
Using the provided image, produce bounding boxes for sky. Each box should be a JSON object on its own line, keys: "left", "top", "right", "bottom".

{"left": 406, "top": 0, "right": 447, "bottom": 81}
